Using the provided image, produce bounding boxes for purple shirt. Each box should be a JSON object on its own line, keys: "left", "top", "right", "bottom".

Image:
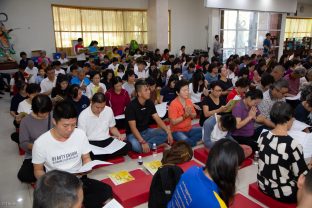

{"left": 284, "top": 74, "right": 299, "bottom": 96}
{"left": 231, "top": 100, "right": 260, "bottom": 137}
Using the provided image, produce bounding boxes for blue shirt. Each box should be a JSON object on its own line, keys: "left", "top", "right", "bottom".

{"left": 182, "top": 70, "right": 194, "bottom": 81}
{"left": 263, "top": 39, "right": 271, "bottom": 54}
{"left": 70, "top": 76, "right": 91, "bottom": 86}
{"left": 205, "top": 72, "right": 218, "bottom": 84}
{"left": 167, "top": 166, "right": 227, "bottom": 208}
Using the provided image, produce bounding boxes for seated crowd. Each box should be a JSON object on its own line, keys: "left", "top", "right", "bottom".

{"left": 8, "top": 39, "right": 312, "bottom": 207}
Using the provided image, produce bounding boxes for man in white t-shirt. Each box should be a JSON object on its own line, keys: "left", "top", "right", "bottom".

{"left": 40, "top": 67, "right": 56, "bottom": 96}
{"left": 32, "top": 101, "right": 112, "bottom": 208}
{"left": 78, "top": 93, "right": 131, "bottom": 161}
{"left": 134, "top": 60, "right": 149, "bottom": 79}
{"left": 25, "top": 60, "right": 38, "bottom": 84}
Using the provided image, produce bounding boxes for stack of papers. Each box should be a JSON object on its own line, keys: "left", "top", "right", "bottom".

{"left": 108, "top": 170, "right": 135, "bottom": 185}
{"left": 143, "top": 160, "right": 162, "bottom": 175}
{"left": 155, "top": 102, "right": 168, "bottom": 118}
{"left": 90, "top": 139, "right": 126, "bottom": 155}
{"left": 103, "top": 198, "right": 123, "bottom": 208}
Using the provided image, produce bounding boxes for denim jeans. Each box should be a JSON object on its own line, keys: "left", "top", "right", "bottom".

{"left": 127, "top": 128, "right": 168, "bottom": 153}
{"left": 172, "top": 127, "right": 202, "bottom": 147}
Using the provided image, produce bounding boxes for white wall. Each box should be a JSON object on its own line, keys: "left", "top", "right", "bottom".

{"left": 1, "top": 0, "right": 148, "bottom": 59}
{"left": 168, "top": 0, "right": 210, "bottom": 55}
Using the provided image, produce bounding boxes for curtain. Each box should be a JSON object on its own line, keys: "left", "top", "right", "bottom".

{"left": 52, "top": 5, "right": 148, "bottom": 54}
{"left": 285, "top": 18, "right": 312, "bottom": 39}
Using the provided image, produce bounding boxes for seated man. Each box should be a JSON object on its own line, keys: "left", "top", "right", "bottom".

{"left": 125, "top": 79, "right": 173, "bottom": 153}
{"left": 78, "top": 92, "right": 131, "bottom": 161}
{"left": 168, "top": 79, "right": 202, "bottom": 147}
{"left": 32, "top": 101, "right": 112, "bottom": 208}
{"left": 295, "top": 93, "right": 312, "bottom": 126}
{"left": 231, "top": 89, "right": 274, "bottom": 152}
{"left": 258, "top": 79, "right": 288, "bottom": 120}
{"left": 297, "top": 169, "right": 312, "bottom": 207}
{"left": 40, "top": 66, "right": 56, "bottom": 96}
{"left": 33, "top": 170, "right": 83, "bottom": 208}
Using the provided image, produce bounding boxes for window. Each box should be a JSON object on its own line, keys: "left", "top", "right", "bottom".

{"left": 52, "top": 5, "right": 147, "bottom": 54}
{"left": 285, "top": 18, "right": 312, "bottom": 39}
{"left": 220, "top": 10, "right": 282, "bottom": 60}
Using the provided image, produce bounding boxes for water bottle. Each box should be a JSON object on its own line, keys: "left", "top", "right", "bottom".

{"left": 152, "top": 143, "right": 157, "bottom": 157}
{"left": 254, "top": 151, "right": 259, "bottom": 165}
{"left": 138, "top": 156, "right": 143, "bottom": 167}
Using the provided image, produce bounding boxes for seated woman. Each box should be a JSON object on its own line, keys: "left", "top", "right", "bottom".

{"left": 86, "top": 71, "right": 107, "bottom": 99}
{"left": 200, "top": 81, "right": 227, "bottom": 126}
{"left": 10, "top": 81, "right": 27, "bottom": 130}
{"left": 17, "top": 94, "right": 52, "bottom": 183}
{"left": 105, "top": 77, "right": 130, "bottom": 129}
{"left": 203, "top": 114, "right": 252, "bottom": 158}
{"left": 257, "top": 101, "right": 308, "bottom": 203}
{"left": 159, "top": 74, "right": 179, "bottom": 104}
{"left": 168, "top": 139, "right": 245, "bottom": 207}
{"left": 51, "top": 74, "right": 69, "bottom": 104}
{"left": 100, "top": 69, "right": 115, "bottom": 90}
{"left": 17, "top": 83, "right": 41, "bottom": 116}
{"left": 231, "top": 89, "right": 274, "bottom": 152}
{"left": 67, "top": 84, "right": 90, "bottom": 116}
{"left": 226, "top": 77, "right": 250, "bottom": 103}
{"left": 168, "top": 79, "right": 202, "bottom": 147}
{"left": 189, "top": 70, "right": 208, "bottom": 111}
{"left": 218, "top": 66, "right": 233, "bottom": 98}
{"left": 205, "top": 63, "right": 219, "bottom": 84}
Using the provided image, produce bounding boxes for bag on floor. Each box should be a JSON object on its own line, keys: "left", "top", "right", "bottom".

{"left": 148, "top": 164, "right": 183, "bottom": 208}
{"left": 161, "top": 140, "right": 193, "bottom": 165}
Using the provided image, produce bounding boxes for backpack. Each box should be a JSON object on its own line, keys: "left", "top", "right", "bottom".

{"left": 148, "top": 165, "right": 183, "bottom": 208}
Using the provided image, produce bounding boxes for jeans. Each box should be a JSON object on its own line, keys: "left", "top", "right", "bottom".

{"left": 172, "top": 127, "right": 202, "bottom": 147}
{"left": 127, "top": 128, "right": 168, "bottom": 153}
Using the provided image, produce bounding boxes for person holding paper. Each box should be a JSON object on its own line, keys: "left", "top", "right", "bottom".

{"left": 32, "top": 101, "right": 112, "bottom": 208}
{"left": 199, "top": 81, "right": 227, "bottom": 126}
{"left": 105, "top": 76, "right": 130, "bottom": 129}
{"left": 168, "top": 79, "right": 202, "bottom": 147}
{"left": 231, "top": 89, "right": 275, "bottom": 152}
{"left": 75, "top": 38, "right": 87, "bottom": 67}
{"left": 226, "top": 77, "right": 250, "bottom": 103}
{"left": 295, "top": 93, "right": 312, "bottom": 127}
{"left": 78, "top": 92, "right": 131, "bottom": 161}
{"left": 257, "top": 102, "right": 308, "bottom": 203}
{"left": 125, "top": 79, "right": 173, "bottom": 153}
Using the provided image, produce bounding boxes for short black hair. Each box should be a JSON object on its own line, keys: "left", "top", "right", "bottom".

{"left": 266, "top": 33, "right": 271, "bottom": 37}
{"left": 32, "top": 94, "right": 53, "bottom": 114}
{"left": 245, "top": 89, "right": 263, "bottom": 100}
{"left": 215, "top": 35, "right": 219, "bottom": 39}
{"left": 26, "top": 83, "right": 41, "bottom": 94}
{"left": 70, "top": 64, "right": 79, "bottom": 72}
{"left": 52, "top": 61, "right": 61, "bottom": 67}
{"left": 175, "top": 79, "right": 189, "bottom": 94}
{"left": 89, "top": 71, "right": 101, "bottom": 80}
{"left": 167, "top": 74, "right": 179, "bottom": 87}
{"left": 146, "top": 77, "right": 156, "bottom": 86}
{"left": 220, "top": 114, "right": 237, "bottom": 132}
{"left": 135, "top": 79, "right": 148, "bottom": 93}
{"left": 210, "top": 81, "right": 223, "bottom": 90}
{"left": 91, "top": 92, "right": 106, "bottom": 103}
{"left": 112, "top": 76, "right": 122, "bottom": 86}
{"left": 20, "top": 51, "right": 26, "bottom": 57}
{"left": 68, "top": 84, "right": 80, "bottom": 99}
{"left": 239, "top": 67, "right": 249, "bottom": 77}
{"left": 270, "top": 101, "right": 293, "bottom": 125}
{"left": 33, "top": 170, "right": 82, "bottom": 208}
{"left": 181, "top": 45, "right": 185, "bottom": 50}
{"left": 260, "top": 74, "right": 275, "bottom": 88}
{"left": 235, "top": 77, "right": 250, "bottom": 88}
{"left": 78, "top": 38, "right": 83, "bottom": 42}
{"left": 111, "top": 57, "right": 118, "bottom": 63}
{"left": 53, "top": 101, "right": 78, "bottom": 122}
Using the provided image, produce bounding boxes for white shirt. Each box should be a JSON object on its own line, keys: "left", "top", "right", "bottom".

{"left": 108, "top": 63, "right": 119, "bottom": 71}
{"left": 58, "top": 57, "right": 69, "bottom": 67}
{"left": 55, "top": 69, "right": 65, "bottom": 76}
{"left": 40, "top": 77, "right": 56, "bottom": 94}
{"left": 32, "top": 128, "right": 91, "bottom": 172}
{"left": 17, "top": 100, "right": 32, "bottom": 114}
{"left": 189, "top": 83, "right": 202, "bottom": 104}
{"left": 122, "top": 82, "right": 135, "bottom": 98}
{"left": 25, "top": 66, "right": 38, "bottom": 84}
{"left": 85, "top": 83, "right": 107, "bottom": 99}
{"left": 78, "top": 106, "right": 116, "bottom": 141}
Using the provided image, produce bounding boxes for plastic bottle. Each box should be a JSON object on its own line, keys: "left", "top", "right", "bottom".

{"left": 254, "top": 151, "right": 259, "bottom": 165}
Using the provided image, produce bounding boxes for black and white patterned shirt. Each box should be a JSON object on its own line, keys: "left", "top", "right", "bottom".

{"left": 257, "top": 131, "right": 308, "bottom": 200}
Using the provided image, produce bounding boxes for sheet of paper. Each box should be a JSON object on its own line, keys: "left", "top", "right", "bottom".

{"left": 290, "top": 120, "right": 310, "bottom": 132}
{"left": 115, "top": 114, "right": 125, "bottom": 120}
{"left": 286, "top": 92, "right": 301, "bottom": 100}
{"left": 155, "top": 102, "right": 168, "bottom": 118}
{"left": 108, "top": 170, "right": 135, "bottom": 185}
{"left": 103, "top": 198, "right": 124, "bottom": 208}
{"left": 288, "top": 130, "right": 312, "bottom": 159}
{"left": 143, "top": 160, "right": 162, "bottom": 175}
{"left": 90, "top": 139, "right": 126, "bottom": 155}
{"left": 71, "top": 160, "right": 113, "bottom": 174}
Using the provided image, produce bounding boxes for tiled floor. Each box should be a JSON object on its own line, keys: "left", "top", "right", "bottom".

{"left": 0, "top": 89, "right": 267, "bottom": 208}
